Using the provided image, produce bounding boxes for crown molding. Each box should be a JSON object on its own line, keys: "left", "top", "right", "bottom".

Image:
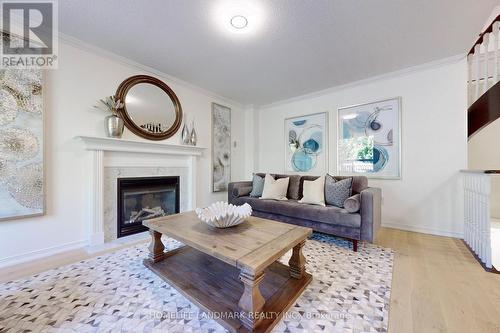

{"left": 59, "top": 32, "right": 466, "bottom": 111}
{"left": 58, "top": 32, "right": 244, "bottom": 109}
{"left": 259, "top": 53, "right": 465, "bottom": 109}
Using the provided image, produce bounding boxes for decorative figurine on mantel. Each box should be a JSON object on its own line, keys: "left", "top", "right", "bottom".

{"left": 140, "top": 122, "right": 165, "bottom": 134}
{"left": 181, "top": 115, "right": 198, "bottom": 146}
{"left": 181, "top": 119, "right": 190, "bottom": 145}
{"left": 94, "top": 96, "right": 125, "bottom": 138}
{"left": 190, "top": 119, "right": 197, "bottom": 146}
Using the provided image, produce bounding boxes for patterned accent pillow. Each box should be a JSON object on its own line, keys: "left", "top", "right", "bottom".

{"left": 324, "top": 175, "right": 353, "bottom": 208}
{"left": 249, "top": 174, "right": 265, "bottom": 197}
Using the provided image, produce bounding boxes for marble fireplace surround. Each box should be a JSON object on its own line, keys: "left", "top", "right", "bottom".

{"left": 76, "top": 136, "right": 205, "bottom": 246}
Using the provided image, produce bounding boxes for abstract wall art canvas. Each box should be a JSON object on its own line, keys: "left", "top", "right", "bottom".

{"left": 212, "top": 103, "right": 231, "bottom": 192}
{"left": 0, "top": 67, "right": 44, "bottom": 221}
{"left": 285, "top": 112, "right": 328, "bottom": 174}
{"left": 337, "top": 97, "right": 401, "bottom": 179}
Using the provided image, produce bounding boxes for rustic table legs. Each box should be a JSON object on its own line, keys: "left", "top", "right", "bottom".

{"left": 148, "top": 230, "right": 165, "bottom": 263}
{"left": 238, "top": 269, "right": 265, "bottom": 330}
{"left": 288, "top": 240, "right": 306, "bottom": 279}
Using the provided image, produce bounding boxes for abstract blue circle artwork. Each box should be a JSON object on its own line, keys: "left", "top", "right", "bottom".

{"left": 285, "top": 113, "right": 327, "bottom": 173}
{"left": 292, "top": 149, "right": 315, "bottom": 171}
{"left": 338, "top": 97, "right": 400, "bottom": 179}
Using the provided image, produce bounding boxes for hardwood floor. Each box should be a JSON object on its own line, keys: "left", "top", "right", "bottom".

{"left": 0, "top": 240, "right": 147, "bottom": 284}
{"left": 1, "top": 228, "right": 500, "bottom": 332}
{"left": 376, "top": 228, "right": 500, "bottom": 333}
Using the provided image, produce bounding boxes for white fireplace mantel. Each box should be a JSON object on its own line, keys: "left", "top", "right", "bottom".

{"left": 75, "top": 136, "right": 206, "bottom": 156}
{"left": 74, "top": 136, "right": 206, "bottom": 246}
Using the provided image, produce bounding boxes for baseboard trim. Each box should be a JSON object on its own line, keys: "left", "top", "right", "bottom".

{"left": 0, "top": 239, "right": 87, "bottom": 269}
{"left": 382, "top": 222, "right": 463, "bottom": 238}
{"left": 85, "top": 232, "right": 149, "bottom": 254}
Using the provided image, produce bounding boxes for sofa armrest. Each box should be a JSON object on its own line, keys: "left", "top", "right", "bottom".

{"left": 228, "top": 181, "right": 253, "bottom": 203}
{"left": 360, "top": 187, "right": 382, "bottom": 243}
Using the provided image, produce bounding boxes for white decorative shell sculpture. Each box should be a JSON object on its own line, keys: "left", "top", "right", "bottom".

{"left": 195, "top": 201, "right": 252, "bottom": 228}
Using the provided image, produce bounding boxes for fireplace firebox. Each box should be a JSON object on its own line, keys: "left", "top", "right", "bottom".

{"left": 117, "top": 176, "right": 180, "bottom": 238}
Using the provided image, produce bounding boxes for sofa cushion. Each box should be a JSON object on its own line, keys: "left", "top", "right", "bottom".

{"left": 339, "top": 176, "right": 368, "bottom": 194}
{"left": 325, "top": 175, "right": 353, "bottom": 208}
{"left": 261, "top": 174, "right": 289, "bottom": 200}
{"left": 299, "top": 175, "right": 325, "bottom": 206}
{"left": 344, "top": 194, "right": 361, "bottom": 213}
{"left": 276, "top": 174, "right": 301, "bottom": 200}
{"left": 234, "top": 197, "right": 361, "bottom": 228}
{"left": 299, "top": 175, "right": 368, "bottom": 197}
{"left": 255, "top": 173, "right": 301, "bottom": 199}
{"left": 233, "top": 185, "right": 252, "bottom": 198}
{"left": 249, "top": 174, "right": 264, "bottom": 197}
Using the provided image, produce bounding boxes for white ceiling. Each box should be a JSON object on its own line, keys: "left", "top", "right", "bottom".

{"left": 59, "top": 0, "right": 500, "bottom": 106}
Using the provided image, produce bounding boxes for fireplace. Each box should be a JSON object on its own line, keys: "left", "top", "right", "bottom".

{"left": 117, "top": 176, "right": 180, "bottom": 238}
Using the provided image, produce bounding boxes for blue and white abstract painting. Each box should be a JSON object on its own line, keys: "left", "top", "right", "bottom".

{"left": 285, "top": 112, "right": 327, "bottom": 174}
{"left": 338, "top": 98, "right": 401, "bottom": 179}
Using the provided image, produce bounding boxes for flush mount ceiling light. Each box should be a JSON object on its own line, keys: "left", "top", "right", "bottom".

{"left": 230, "top": 15, "right": 248, "bottom": 29}
{"left": 213, "top": 0, "right": 265, "bottom": 35}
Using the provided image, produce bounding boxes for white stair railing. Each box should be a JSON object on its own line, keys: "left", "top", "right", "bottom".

{"left": 468, "top": 16, "right": 500, "bottom": 107}
{"left": 462, "top": 170, "right": 492, "bottom": 269}
{"left": 493, "top": 21, "right": 500, "bottom": 86}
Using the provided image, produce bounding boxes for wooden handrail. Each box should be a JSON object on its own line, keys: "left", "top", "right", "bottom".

{"left": 468, "top": 80, "right": 500, "bottom": 138}
{"left": 468, "top": 14, "right": 500, "bottom": 56}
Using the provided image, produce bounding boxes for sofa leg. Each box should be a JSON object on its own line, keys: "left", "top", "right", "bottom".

{"left": 352, "top": 240, "right": 358, "bottom": 252}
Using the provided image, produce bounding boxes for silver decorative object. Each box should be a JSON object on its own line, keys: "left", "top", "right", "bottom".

{"left": 181, "top": 122, "right": 190, "bottom": 144}
{"left": 105, "top": 115, "right": 124, "bottom": 138}
{"left": 189, "top": 121, "right": 197, "bottom": 146}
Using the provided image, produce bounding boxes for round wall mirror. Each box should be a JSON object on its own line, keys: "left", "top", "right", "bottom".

{"left": 115, "top": 75, "right": 182, "bottom": 140}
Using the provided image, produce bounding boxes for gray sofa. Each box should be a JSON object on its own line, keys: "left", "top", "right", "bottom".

{"left": 228, "top": 173, "right": 381, "bottom": 251}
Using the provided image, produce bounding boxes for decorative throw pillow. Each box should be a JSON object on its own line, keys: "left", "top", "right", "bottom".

{"left": 325, "top": 175, "right": 353, "bottom": 208}
{"left": 233, "top": 186, "right": 253, "bottom": 198}
{"left": 299, "top": 176, "right": 325, "bottom": 206}
{"left": 260, "top": 174, "right": 289, "bottom": 201}
{"left": 344, "top": 194, "right": 361, "bottom": 213}
{"left": 249, "top": 174, "right": 265, "bottom": 197}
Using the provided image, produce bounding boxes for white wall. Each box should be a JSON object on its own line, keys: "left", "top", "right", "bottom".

{"left": 468, "top": 118, "right": 500, "bottom": 218}
{"left": 255, "top": 58, "right": 468, "bottom": 237}
{"left": 0, "top": 40, "right": 247, "bottom": 265}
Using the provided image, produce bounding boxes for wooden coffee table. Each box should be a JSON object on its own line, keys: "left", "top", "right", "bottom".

{"left": 143, "top": 211, "right": 312, "bottom": 333}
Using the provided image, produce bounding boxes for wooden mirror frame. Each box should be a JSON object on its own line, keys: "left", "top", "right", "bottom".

{"left": 115, "top": 75, "right": 183, "bottom": 141}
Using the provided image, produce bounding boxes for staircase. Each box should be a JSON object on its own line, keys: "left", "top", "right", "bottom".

{"left": 467, "top": 15, "right": 500, "bottom": 138}
{"left": 462, "top": 14, "right": 500, "bottom": 272}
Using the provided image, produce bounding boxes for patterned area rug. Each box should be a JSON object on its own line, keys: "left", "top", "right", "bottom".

{"left": 0, "top": 233, "right": 393, "bottom": 333}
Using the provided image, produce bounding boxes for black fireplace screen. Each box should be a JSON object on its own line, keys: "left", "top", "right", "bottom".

{"left": 117, "top": 176, "right": 180, "bottom": 238}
